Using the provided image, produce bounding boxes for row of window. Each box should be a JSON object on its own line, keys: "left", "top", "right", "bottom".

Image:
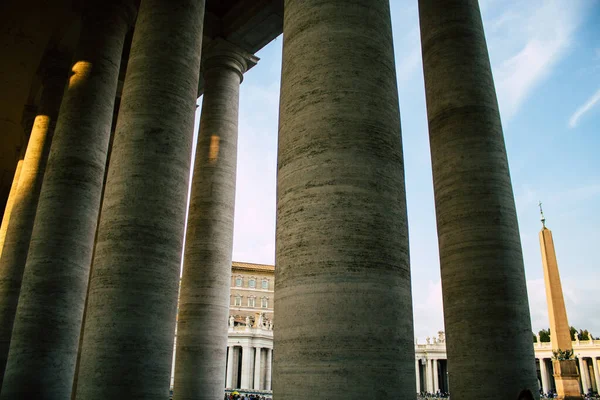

{"left": 233, "top": 295, "right": 269, "bottom": 308}
{"left": 234, "top": 276, "right": 270, "bottom": 289}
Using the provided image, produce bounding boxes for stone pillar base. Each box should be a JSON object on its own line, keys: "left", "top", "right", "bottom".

{"left": 553, "top": 359, "right": 582, "bottom": 399}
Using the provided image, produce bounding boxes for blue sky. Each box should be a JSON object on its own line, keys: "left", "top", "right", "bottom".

{"left": 190, "top": 0, "right": 600, "bottom": 340}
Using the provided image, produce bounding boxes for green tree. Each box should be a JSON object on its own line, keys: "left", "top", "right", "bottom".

{"left": 539, "top": 329, "right": 551, "bottom": 342}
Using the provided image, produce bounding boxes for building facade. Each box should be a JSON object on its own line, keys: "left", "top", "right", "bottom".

{"left": 173, "top": 263, "right": 600, "bottom": 397}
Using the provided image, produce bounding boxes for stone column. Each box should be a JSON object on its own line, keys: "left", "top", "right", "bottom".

{"left": 418, "top": 1, "right": 538, "bottom": 399}
{"left": 433, "top": 358, "right": 439, "bottom": 393}
{"left": 173, "top": 39, "right": 257, "bottom": 400}
{"left": 0, "top": 161, "right": 23, "bottom": 258}
{"left": 592, "top": 357, "right": 600, "bottom": 393}
{"left": 579, "top": 357, "right": 590, "bottom": 393}
{"left": 274, "top": 1, "right": 414, "bottom": 398}
{"left": 540, "top": 359, "right": 550, "bottom": 395}
{"left": 226, "top": 346, "right": 235, "bottom": 388}
{"left": 415, "top": 360, "right": 421, "bottom": 393}
{"left": 426, "top": 359, "right": 433, "bottom": 393}
{"left": 0, "top": 2, "right": 132, "bottom": 398}
{"left": 265, "top": 348, "right": 272, "bottom": 391}
{"left": 240, "top": 346, "right": 252, "bottom": 389}
{"left": 0, "top": 52, "right": 68, "bottom": 387}
{"left": 254, "top": 347, "right": 261, "bottom": 390}
{"left": 74, "top": 1, "right": 205, "bottom": 399}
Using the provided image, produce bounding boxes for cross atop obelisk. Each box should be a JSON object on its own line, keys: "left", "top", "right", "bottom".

{"left": 538, "top": 203, "right": 581, "bottom": 399}
{"left": 539, "top": 201, "right": 546, "bottom": 228}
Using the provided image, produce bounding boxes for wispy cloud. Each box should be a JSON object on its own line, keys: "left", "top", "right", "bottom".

{"left": 483, "top": 0, "right": 585, "bottom": 120}
{"left": 568, "top": 87, "right": 600, "bottom": 128}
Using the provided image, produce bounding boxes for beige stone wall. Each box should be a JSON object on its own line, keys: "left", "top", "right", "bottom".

{"left": 229, "top": 262, "right": 274, "bottom": 324}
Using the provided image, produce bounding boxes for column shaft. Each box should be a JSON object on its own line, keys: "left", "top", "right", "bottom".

{"left": 74, "top": 0, "right": 204, "bottom": 398}
{"left": 226, "top": 346, "right": 235, "bottom": 388}
{"left": 265, "top": 348, "right": 272, "bottom": 391}
{"left": 579, "top": 357, "right": 589, "bottom": 392}
{"left": 0, "top": 54, "right": 67, "bottom": 387}
{"left": 592, "top": 357, "right": 600, "bottom": 393}
{"left": 433, "top": 359, "right": 439, "bottom": 392}
{"left": 540, "top": 359, "right": 550, "bottom": 395}
{"left": 415, "top": 360, "right": 421, "bottom": 393}
{"left": 240, "top": 346, "right": 252, "bottom": 389}
{"left": 254, "top": 347, "right": 261, "bottom": 390}
{"left": 173, "top": 41, "right": 254, "bottom": 400}
{"left": 0, "top": 159, "right": 23, "bottom": 259}
{"left": 418, "top": 1, "right": 538, "bottom": 399}
{"left": 0, "top": 2, "right": 130, "bottom": 398}
{"left": 274, "top": 1, "right": 414, "bottom": 398}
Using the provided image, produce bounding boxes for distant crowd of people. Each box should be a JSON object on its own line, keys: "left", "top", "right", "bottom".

{"left": 418, "top": 391, "right": 449, "bottom": 399}
{"left": 225, "top": 393, "right": 270, "bottom": 400}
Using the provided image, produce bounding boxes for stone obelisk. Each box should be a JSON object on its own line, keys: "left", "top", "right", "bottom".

{"left": 538, "top": 203, "right": 581, "bottom": 399}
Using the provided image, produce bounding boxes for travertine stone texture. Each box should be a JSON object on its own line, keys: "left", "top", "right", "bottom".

{"left": 0, "top": 55, "right": 67, "bottom": 388}
{"left": 174, "top": 42, "right": 254, "bottom": 400}
{"left": 0, "top": 2, "right": 131, "bottom": 398}
{"left": 418, "top": 1, "right": 538, "bottom": 399}
{"left": 274, "top": 1, "right": 414, "bottom": 399}
{"left": 75, "top": 1, "right": 205, "bottom": 399}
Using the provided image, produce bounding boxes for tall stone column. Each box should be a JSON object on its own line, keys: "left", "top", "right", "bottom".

{"left": 226, "top": 346, "right": 235, "bottom": 388}
{"left": 0, "top": 51, "right": 68, "bottom": 388}
{"left": 240, "top": 346, "right": 252, "bottom": 390}
{"left": 0, "top": 161, "right": 23, "bottom": 258}
{"left": 426, "top": 359, "right": 433, "bottom": 393}
{"left": 0, "top": 2, "right": 133, "bottom": 398}
{"left": 579, "top": 357, "right": 590, "bottom": 393}
{"left": 540, "top": 359, "right": 550, "bottom": 395}
{"left": 253, "top": 347, "right": 261, "bottom": 390}
{"left": 592, "top": 358, "right": 600, "bottom": 394}
{"left": 173, "top": 39, "right": 257, "bottom": 400}
{"left": 415, "top": 360, "right": 421, "bottom": 393}
{"left": 433, "top": 358, "right": 439, "bottom": 393}
{"left": 265, "top": 348, "right": 272, "bottom": 391}
{"left": 74, "top": 1, "right": 205, "bottom": 398}
{"left": 274, "top": 0, "right": 414, "bottom": 398}
{"left": 418, "top": 1, "right": 538, "bottom": 399}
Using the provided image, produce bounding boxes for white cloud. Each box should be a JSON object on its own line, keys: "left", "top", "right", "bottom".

{"left": 568, "top": 87, "right": 600, "bottom": 128}
{"left": 485, "top": 0, "right": 584, "bottom": 120}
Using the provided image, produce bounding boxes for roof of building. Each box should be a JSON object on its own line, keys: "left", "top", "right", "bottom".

{"left": 232, "top": 261, "right": 275, "bottom": 273}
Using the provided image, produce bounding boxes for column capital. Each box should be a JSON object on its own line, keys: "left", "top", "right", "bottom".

{"left": 201, "top": 38, "right": 259, "bottom": 83}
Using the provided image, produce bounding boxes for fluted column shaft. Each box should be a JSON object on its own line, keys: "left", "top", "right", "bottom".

{"left": 173, "top": 40, "right": 255, "bottom": 400}
{"left": 74, "top": 1, "right": 205, "bottom": 398}
{"left": 0, "top": 2, "right": 132, "bottom": 398}
{"left": 274, "top": 1, "right": 414, "bottom": 399}
{"left": 0, "top": 53, "right": 68, "bottom": 388}
{"left": 418, "top": 1, "right": 538, "bottom": 399}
